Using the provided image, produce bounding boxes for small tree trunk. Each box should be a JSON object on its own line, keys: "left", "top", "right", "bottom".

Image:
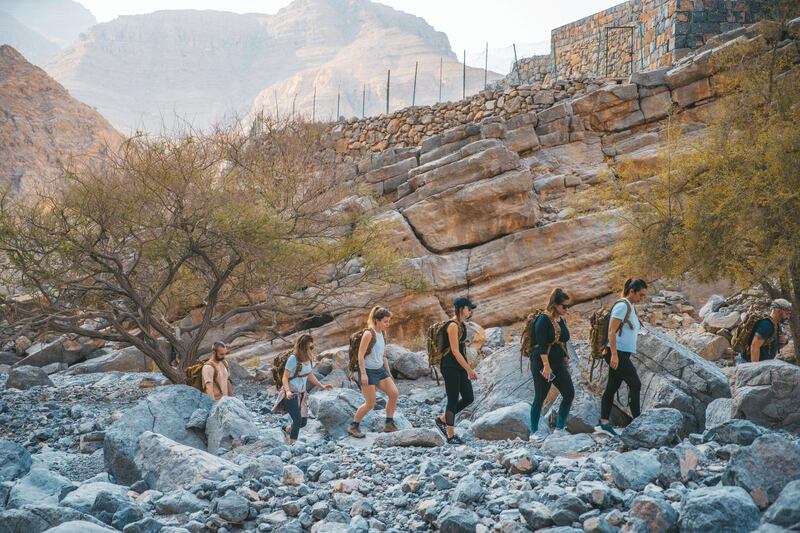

{"left": 788, "top": 272, "right": 800, "bottom": 364}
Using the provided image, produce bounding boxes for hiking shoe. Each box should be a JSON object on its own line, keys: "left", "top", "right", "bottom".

{"left": 347, "top": 423, "right": 365, "bottom": 439}
{"left": 384, "top": 420, "right": 399, "bottom": 433}
{"left": 434, "top": 417, "right": 448, "bottom": 438}
{"left": 446, "top": 435, "right": 465, "bottom": 445}
{"left": 552, "top": 428, "right": 568, "bottom": 437}
{"left": 595, "top": 423, "right": 619, "bottom": 437}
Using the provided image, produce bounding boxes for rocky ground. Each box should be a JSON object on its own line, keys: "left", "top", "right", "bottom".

{"left": 2, "top": 322, "right": 799, "bottom": 533}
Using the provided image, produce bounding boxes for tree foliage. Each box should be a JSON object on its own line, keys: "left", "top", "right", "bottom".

{"left": 0, "top": 121, "right": 419, "bottom": 382}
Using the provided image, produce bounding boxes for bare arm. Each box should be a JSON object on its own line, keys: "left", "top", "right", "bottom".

{"left": 308, "top": 372, "right": 331, "bottom": 390}
{"left": 608, "top": 317, "right": 622, "bottom": 356}
{"left": 202, "top": 366, "right": 215, "bottom": 398}
{"left": 358, "top": 330, "right": 372, "bottom": 374}
{"left": 750, "top": 335, "right": 764, "bottom": 363}
{"left": 282, "top": 368, "right": 292, "bottom": 396}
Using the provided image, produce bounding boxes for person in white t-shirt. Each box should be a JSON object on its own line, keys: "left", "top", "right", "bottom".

{"left": 596, "top": 278, "right": 648, "bottom": 437}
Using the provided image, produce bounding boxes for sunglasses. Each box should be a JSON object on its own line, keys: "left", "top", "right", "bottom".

{"left": 560, "top": 303, "right": 571, "bottom": 309}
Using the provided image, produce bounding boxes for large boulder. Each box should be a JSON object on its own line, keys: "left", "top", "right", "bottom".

{"left": 702, "top": 310, "right": 741, "bottom": 333}
{"left": 722, "top": 433, "right": 800, "bottom": 509}
{"left": 65, "top": 346, "right": 158, "bottom": 375}
{"left": 374, "top": 429, "right": 444, "bottom": 448}
{"left": 0, "top": 439, "right": 31, "bottom": 482}
{"left": 546, "top": 387, "right": 600, "bottom": 434}
{"left": 540, "top": 433, "right": 595, "bottom": 458}
{"left": 609, "top": 450, "right": 661, "bottom": 491}
{"left": 471, "top": 402, "right": 530, "bottom": 441}
{"left": 41, "top": 521, "right": 114, "bottom": 533}
{"left": 678, "top": 486, "right": 760, "bottom": 533}
{"left": 307, "top": 388, "right": 412, "bottom": 439}
{"left": 620, "top": 408, "right": 684, "bottom": 449}
{"left": 390, "top": 349, "right": 430, "bottom": 380}
{"left": 704, "top": 398, "right": 733, "bottom": 429}
{"left": 103, "top": 385, "right": 213, "bottom": 485}
{"left": 58, "top": 482, "right": 129, "bottom": 514}
{"left": 13, "top": 337, "right": 104, "bottom": 369}
{"left": 679, "top": 332, "right": 730, "bottom": 361}
{"left": 0, "top": 504, "right": 105, "bottom": 533}
{"left": 762, "top": 479, "right": 800, "bottom": 530}
{"left": 134, "top": 432, "right": 242, "bottom": 492}
{"left": 205, "top": 396, "right": 259, "bottom": 455}
{"left": 4, "top": 366, "right": 53, "bottom": 390}
{"left": 731, "top": 360, "right": 800, "bottom": 433}
{"left": 624, "top": 495, "right": 678, "bottom": 533}
{"left": 703, "top": 419, "right": 766, "bottom": 446}
{"left": 584, "top": 330, "right": 730, "bottom": 432}
{"left": 6, "top": 469, "right": 74, "bottom": 509}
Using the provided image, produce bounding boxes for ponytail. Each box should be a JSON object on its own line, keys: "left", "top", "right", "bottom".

{"left": 546, "top": 287, "right": 570, "bottom": 316}
{"left": 367, "top": 306, "right": 392, "bottom": 329}
{"left": 622, "top": 278, "right": 648, "bottom": 297}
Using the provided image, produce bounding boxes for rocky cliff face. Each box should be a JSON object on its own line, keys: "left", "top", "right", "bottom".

{"left": 0, "top": 0, "right": 95, "bottom": 64}
{"left": 45, "top": 0, "right": 500, "bottom": 133}
{"left": 0, "top": 45, "right": 122, "bottom": 197}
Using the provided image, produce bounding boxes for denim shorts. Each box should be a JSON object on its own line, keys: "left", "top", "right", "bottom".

{"left": 358, "top": 367, "right": 390, "bottom": 386}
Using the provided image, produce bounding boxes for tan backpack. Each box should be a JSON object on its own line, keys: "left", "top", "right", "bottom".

{"left": 587, "top": 300, "right": 632, "bottom": 381}
{"left": 730, "top": 306, "right": 775, "bottom": 358}
{"left": 185, "top": 359, "right": 229, "bottom": 391}
{"left": 426, "top": 320, "right": 462, "bottom": 385}
{"left": 348, "top": 329, "right": 378, "bottom": 374}
{"left": 271, "top": 351, "right": 301, "bottom": 391}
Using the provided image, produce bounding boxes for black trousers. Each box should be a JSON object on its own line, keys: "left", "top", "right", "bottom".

{"left": 441, "top": 364, "right": 474, "bottom": 426}
{"left": 280, "top": 395, "right": 308, "bottom": 440}
{"left": 530, "top": 352, "right": 574, "bottom": 431}
{"left": 600, "top": 350, "right": 641, "bottom": 420}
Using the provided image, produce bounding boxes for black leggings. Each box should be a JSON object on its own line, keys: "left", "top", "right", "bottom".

{"left": 600, "top": 350, "right": 641, "bottom": 420}
{"left": 441, "top": 365, "right": 474, "bottom": 426}
{"left": 530, "top": 352, "right": 574, "bottom": 431}
{"left": 280, "top": 394, "right": 308, "bottom": 440}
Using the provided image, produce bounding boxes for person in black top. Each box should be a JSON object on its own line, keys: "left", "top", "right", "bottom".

{"left": 434, "top": 297, "right": 478, "bottom": 445}
{"left": 529, "top": 288, "right": 574, "bottom": 440}
{"left": 747, "top": 298, "right": 793, "bottom": 362}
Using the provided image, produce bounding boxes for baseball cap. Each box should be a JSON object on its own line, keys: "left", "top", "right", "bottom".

{"left": 453, "top": 297, "right": 477, "bottom": 310}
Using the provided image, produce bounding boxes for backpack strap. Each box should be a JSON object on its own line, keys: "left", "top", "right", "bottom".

{"left": 614, "top": 299, "right": 634, "bottom": 336}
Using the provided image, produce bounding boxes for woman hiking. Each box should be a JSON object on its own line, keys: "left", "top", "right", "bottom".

{"left": 272, "top": 334, "right": 332, "bottom": 444}
{"left": 529, "top": 288, "right": 575, "bottom": 441}
{"left": 347, "top": 306, "right": 400, "bottom": 438}
{"left": 596, "top": 278, "right": 648, "bottom": 437}
{"left": 434, "top": 297, "right": 478, "bottom": 445}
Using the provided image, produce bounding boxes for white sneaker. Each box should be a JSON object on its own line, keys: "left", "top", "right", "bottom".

{"left": 594, "top": 423, "right": 620, "bottom": 437}
{"left": 552, "top": 428, "right": 569, "bottom": 437}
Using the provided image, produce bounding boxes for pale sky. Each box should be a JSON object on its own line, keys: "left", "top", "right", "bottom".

{"left": 78, "top": 0, "right": 625, "bottom": 58}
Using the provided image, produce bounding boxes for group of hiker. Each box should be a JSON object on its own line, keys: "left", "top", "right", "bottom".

{"left": 194, "top": 281, "right": 793, "bottom": 445}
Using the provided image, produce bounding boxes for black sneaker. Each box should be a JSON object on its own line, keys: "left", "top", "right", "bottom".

{"left": 434, "top": 417, "right": 447, "bottom": 438}
{"left": 446, "top": 435, "right": 465, "bottom": 445}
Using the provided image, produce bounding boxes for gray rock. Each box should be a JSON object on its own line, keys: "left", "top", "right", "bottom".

{"left": 624, "top": 495, "right": 678, "bottom": 533}
{"left": 215, "top": 491, "right": 249, "bottom": 523}
{"left": 609, "top": 450, "right": 661, "bottom": 490}
{"left": 722, "top": 433, "right": 800, "bottom": 509}
{"left": 282, "top": 465, "right": 304, "bottom": 486}
{"left": 241, "top": 455, "right": 285, "bottom": 480}
{"left": 679, "top": 332, "right": 730, "bottom": 361}
{"left": 42, "top": 521, "right": 114, "bottom": 533}
{"left": 65, "top": 346, "right": 157, "bottom": 375}
{"left": 89, "top": 491, "right": 141, "bottom": 528}
{"left": 731, "top": 361, "right": 800, "bottom": 433}
{"left": 154, "top": 490, "right": 208, "bottom": 515}
{"left": 104, "top": 385, "right": 213, "bottom": 485}
{"left": 134, "top": 432, "right": 241, "bottom": 492}
{"left": 551, "top": 494, "right": 589, "bottom": 526}
{"left": 471, "top": 402, "right": 530, "bottom": 441}
{"left": 704, "top": 398, "right": 733, "bottom": 429}
{"left": 0, "top": 440, "right": 31, "bottom": 483}
{"left": 0, "top": 504, "right": 104, "bottom": 533}
{"left": 656, "top": 441, "right": 703, "bottom": 484}
{"left": 585, "top": 330, "right": 730, "bottom": 432}
{"left": 5, "top": 366, "right": 53, "bottom": 390}
{"left": 541, "top": 433, "right": 595, "bottom": 457}
{"left": 184, "top": 409, "right": 208, "bottom": 431}
{"left": 374, "top": 428, "right": 443, "bottom": 447}
{"left": 698, "top": 295, "right": 726, "bottom": 319}
{"left": 501, "top": 449, "right": 537, "bottom": 474}
{"left": 678, "top": 486, "right": 760, "bottom": 533}
{"left": 437, "top": 507, "right": 479, "bottom": 533}
{"left": 762, "top": 479, "right": 800, "bottom": 530}
{"left": 483, "top": 327, "right": 505, "bottom": 350}
{"left": 547, "top": 387, "right": 600, "bottom": 434}
{"left": 703, "top": 419, "right": 766, "bottom": 446}
{"left": 59, "top": 482, "right": 128, "bottom": 514}
{"left": 307, "top": 388, "right": 411, "bottom": 438}
{"left": 392, "top": 350, "right": 429, "bottom": 380}
{"left": 519, "top": 502, "right": 554, "bottom": 530}
{"left": 121, "top": 517, "right": 163, "bottom": 533}
{"left": 451, "top": 474, "right": 483, "bottom": 504}
{"left": 621, "top": 408, "right": 684, "bottom": 449}
{"left": 0, "top": 352, "right": 21, "bottom": 365}
{"left": 205, "top": 396, "right": 259, "bottom": 455}
{"left": 576, "top": 481, "right": 615, "bottom": 509}
{"left": 7, "top": 468, "right": 74, "bottom": 509}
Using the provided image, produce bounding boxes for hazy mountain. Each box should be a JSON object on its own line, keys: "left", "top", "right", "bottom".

{"left": 46, "top": 0, "right": 501, "bottom": 133}
{"left": 0, "top": 45, "right": 121, "bottom": 197}
{"left": 0, "top": 10, "right": 59, "bottom": 65}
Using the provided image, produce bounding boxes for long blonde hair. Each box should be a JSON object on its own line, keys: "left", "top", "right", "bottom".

{"left": 366, "top": 306, "right": 392, "bottom": 330}
{"left": 545, "top": 288, "right": 570, "bottom": 318}
{"left": 293, "top": 334, "right": 314, "bottom": 364}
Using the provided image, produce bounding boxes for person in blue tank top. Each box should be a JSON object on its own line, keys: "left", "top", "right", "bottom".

{"left": 596, "top": 278, "right": 648, "bottom": 437}
{"left": 347, "top": 306, "right": 400, "bottom": 438}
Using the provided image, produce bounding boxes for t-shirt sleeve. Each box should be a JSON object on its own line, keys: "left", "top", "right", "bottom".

{"left": 285, "top": 355, "right": 298, "bottom": 375}
{"left": 201, "top": 364, "right": 214, "bottom": 385}
{"left": 753, "top": 319, "right": 774, "bottom": 340}
{"left": 610, "top": 301, "right": 629, "bottom": 321}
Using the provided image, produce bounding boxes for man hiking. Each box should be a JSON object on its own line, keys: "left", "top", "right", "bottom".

{"left": 746, "top": 298, "right": 793, "bottom": 362}
{"left": 202, "top": 341, "right": 234, "bottom": 401}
